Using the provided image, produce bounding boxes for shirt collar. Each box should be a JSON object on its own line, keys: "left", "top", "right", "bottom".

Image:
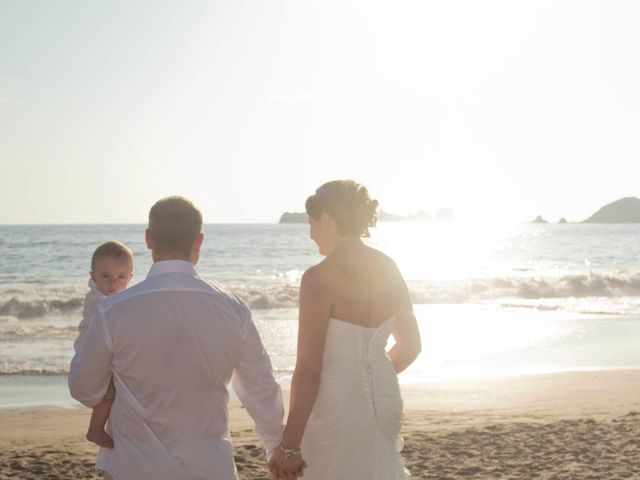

{"left": 147, "top": 260, "right": 198, "bottom": 278}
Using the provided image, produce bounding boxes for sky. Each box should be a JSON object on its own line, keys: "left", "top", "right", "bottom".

{"left": 1, "top": 0, "right": 639, "bottom": 224}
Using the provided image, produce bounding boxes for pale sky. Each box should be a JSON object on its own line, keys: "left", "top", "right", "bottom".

{"left": 1, "top": 0, "right": 639, "bottom": 224}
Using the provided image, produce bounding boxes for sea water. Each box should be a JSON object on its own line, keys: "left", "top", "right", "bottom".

{"left": 1, "top": 222, "right": 640, "bottom": 408}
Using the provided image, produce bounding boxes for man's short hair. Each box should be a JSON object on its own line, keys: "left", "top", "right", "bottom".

{"left": 148, "top": 196, "right": 203, "bottom": 257}
{"left": 91, "top": 241, "right": 134, "bottom": 271}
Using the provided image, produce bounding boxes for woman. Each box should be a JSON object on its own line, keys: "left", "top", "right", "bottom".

{"left": 269, "top": 180, "right": 422, "bottom": 479}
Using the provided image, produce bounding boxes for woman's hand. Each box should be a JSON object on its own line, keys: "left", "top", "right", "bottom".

{"left": 268, "top": 447, "right": 306, "bottom": 480}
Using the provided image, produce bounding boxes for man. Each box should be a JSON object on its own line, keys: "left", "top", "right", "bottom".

{"left": 69, "top": 196, "right": 284, "bottom": 479}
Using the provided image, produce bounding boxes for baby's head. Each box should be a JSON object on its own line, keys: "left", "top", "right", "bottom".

{"left": 90, "top": 241, "right": 134, "bottom": 296}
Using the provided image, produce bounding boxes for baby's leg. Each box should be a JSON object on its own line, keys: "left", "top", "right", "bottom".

{"left": 86, "top": 399, "right": 114, "bottom": 448}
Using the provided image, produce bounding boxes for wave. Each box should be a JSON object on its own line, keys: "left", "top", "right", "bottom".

{"left": 233, "top": 273, "right": 640, "bottom": 309}
{"left": 3, "top": 273, "right": 640, "bottom": 318}
{"left": 0, "top": 364, "right": 296, "bottom": 377}
{"left": 0, "top": 364, "right": 293, "bottom": 378}
{"left": 0, "top": 370, "right": 294, "bottom": 378}
{"left": 0, "top": 295, "right": 83, "bottom": 319}
{"left": 497, "top": 300, "right": 640, "bottom": 316}
{"left": 409, "top": 273, "right": 640, "bottom": 304}
{"left": 0, "top": 324, "right": 78, "bottom": 341}
{"left": 233, "top": 285, "right": 299, "bottom": 310}
{"left": 0, "top": 285, "right": 300, "bottom": 319}
{"left": 0, "top": 368, "right": 69, "bottom": 376}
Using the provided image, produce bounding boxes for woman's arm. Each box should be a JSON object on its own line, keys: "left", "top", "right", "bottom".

{"left": 387, "top": 271, "right": 421, "bottom": 373}
{"left": 269, "top": 267, "right": 332, "bottom": 478}
{"left": 282, "top": 267, "right": 332, "bottom": 448}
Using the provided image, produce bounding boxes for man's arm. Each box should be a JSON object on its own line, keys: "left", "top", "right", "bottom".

{"left": 230, "top": 309, "right": 284, "bottom": 460}
{"left": 69, "top": 307, "right": 113, "bottom": 407}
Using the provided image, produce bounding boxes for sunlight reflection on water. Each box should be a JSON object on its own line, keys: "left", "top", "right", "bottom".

{"left": 252, "top": 305, "right": 640, "bottom": 385}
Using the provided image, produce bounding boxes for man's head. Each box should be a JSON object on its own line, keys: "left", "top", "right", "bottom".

{"left": 146, "top": 196, "right": 204, "bottom": 263}
{"left": 90, "top": 241, "right": 134, "bottom": 295}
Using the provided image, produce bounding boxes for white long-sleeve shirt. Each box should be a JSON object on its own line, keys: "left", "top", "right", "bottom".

{"left": 69, "top": 260, "right": 284, "bottom": 480}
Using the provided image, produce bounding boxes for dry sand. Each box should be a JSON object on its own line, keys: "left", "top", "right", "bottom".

{"left": 1, "top": 369, "right": 639, "bottom": 479}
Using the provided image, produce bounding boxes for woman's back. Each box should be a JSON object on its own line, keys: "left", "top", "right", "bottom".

{"left": 315, "top": 242, "right": 403, "bottom": 328}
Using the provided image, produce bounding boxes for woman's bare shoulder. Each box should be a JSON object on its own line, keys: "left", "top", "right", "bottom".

{"left": 363, "top": 246, "right": 400, "bottom": 273}
{"left": 301, "top": 261, "right": 332, "bottom": 292}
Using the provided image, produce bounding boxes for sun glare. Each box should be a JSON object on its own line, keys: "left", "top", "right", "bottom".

{"left": 399, "top": 304, "right": 578, "bottom": 382}
{"left": 368, "top": 221, "right": 519, "bottom": 282}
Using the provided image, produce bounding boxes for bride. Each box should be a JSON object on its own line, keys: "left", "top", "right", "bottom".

{"left": 269, "top": 180, "right": 422, "bottom": 479}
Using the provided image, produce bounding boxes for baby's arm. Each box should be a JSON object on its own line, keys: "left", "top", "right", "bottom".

{"left": 86, "top": 398, "right": 114, "bottom": 448}
{"left": 85, "top": 377, "right": 115, "bottom": 448}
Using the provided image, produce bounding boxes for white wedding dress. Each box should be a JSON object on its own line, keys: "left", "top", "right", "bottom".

{"left": 301, "top": 316, "right": 410, "bottom": 479}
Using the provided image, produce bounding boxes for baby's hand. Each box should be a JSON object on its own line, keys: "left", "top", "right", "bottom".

{"left": 86, "top": 430, "right": 114, "bottom": 449}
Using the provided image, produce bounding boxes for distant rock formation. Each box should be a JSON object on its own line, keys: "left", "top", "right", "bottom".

{"left": 279, "top": 212, "right": 308, "bottom": 223}
{"left": 279, "top": 209, "right": 436, "bottom": 223}
{"left": 531, "top": 215, "right": 548, "bottom": 224}
{"left": 436, "top": 208, "right": 455, "bottom": 222}
{"left": 582, "top": 197, "right": 640, "bottom": 223}
{"left": 378, "top": 210, "right": 432, "bottom": 222}
{"left": 558, "top": 217, "right": 569, "bottom": 224}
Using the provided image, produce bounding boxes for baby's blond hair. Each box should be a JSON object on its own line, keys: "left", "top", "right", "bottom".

{"left": 91, "top": 241, "right": 133, "bottom": 271}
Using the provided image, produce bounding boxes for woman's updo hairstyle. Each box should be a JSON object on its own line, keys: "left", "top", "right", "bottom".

{"left": 305, "top": 180, "right": 379, "bottom": 237}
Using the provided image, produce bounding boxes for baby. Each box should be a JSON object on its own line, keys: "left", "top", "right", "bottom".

{"left": 75, "top": 240, "right": 133, "bottom": 448}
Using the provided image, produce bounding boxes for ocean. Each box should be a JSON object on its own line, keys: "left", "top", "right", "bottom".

{"left": 1, "top": 222, "right": 640, "bottom": 408}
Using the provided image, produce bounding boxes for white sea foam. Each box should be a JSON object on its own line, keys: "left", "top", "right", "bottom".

{"left": 0, "top": 294, "right": 83, "bottom": 319}
{"left": 408, "top": 272, "right": 640, "bottom": 304}
{"left": 3, "top": 272, "right": 640, "bottom": 319}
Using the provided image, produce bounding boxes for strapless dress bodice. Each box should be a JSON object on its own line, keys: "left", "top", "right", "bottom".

{"left": 301, "top": 315, "right": 410, "bottom": 479}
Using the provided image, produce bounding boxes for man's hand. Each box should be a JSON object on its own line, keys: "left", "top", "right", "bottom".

{"left": 268, "top": 447, "right": 306, "bottom": 480}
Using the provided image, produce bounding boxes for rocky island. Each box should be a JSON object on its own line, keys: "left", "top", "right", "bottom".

{"left": 378, "top": 210, "right": 433, "bottom": 222}
{"left": 582, "top": 197, "right": 640, "bottom": 223}
{"left": 279, "top": 209, "right": 440, "bottom": 223}
{"left": 278, "top": 212, "right": 309, "bottom": 223}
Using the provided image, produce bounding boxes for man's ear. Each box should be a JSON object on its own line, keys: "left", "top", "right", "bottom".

{"left": 193, "top": 232, "right": 204, "bottom": 254}
{"left": 145, "top": 228, "right": 153, "bottom": 250}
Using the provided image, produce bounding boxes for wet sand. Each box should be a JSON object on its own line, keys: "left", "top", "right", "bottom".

{"left": 1, "top": 370, "right": 639, "bottom": 479}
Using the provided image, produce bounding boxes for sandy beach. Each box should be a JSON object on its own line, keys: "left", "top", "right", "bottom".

{"left": 1, "top": 369, "right": 639, "bottom": 479}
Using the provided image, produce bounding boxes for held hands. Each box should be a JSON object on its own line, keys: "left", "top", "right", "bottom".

{"left": 268, "top": 445, "right": 306, "bottom": 480}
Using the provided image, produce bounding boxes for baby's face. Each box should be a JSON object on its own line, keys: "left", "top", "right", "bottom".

{"left": 91, "top": 257, "right": 133, "bottom": 296}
